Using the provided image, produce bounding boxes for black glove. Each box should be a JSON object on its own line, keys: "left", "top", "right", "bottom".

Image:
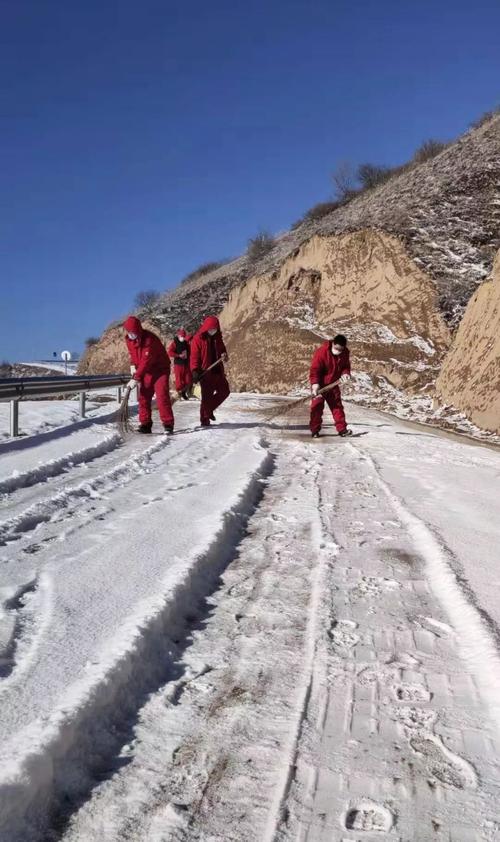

{"left": 192, "top": 369, "right": 202, "bottom": 384}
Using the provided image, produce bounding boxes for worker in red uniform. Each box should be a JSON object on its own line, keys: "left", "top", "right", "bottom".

{"left": 309, "top": 334, "right": 352, "bottom": 438}
{"left": 167, "top": 328, "right": 192, "bottom": 400}
{"left": 190, "top": 315, "right": 230, "bottom": 427}
{"left": 123, "top": 316, "right": 174, "bottom": 434}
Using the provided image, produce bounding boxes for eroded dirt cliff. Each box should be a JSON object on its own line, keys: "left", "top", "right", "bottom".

{"left": 221, "top": 230, "right": 450, "bottom": 395}
{"left": 436, "top": 250, "right": 500, "bottom": 433}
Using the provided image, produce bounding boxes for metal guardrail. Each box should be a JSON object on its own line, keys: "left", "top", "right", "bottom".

{"left": 0, "top": 374, "right": 130, "bottom": 437}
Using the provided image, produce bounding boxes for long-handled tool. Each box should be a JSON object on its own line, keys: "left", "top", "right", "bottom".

{"left": 199, "top": 356, "right": 225, "bottom": 378}
{"left": 264, "top": 378, "right": 342, "bottom": 421}
{"left": 116, "top": 385, "right": 133, "bottom": 435}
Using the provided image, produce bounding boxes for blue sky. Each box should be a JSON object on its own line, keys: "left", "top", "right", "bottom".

{"left": 1, "top": 0, "right": 499, "bottom": 361}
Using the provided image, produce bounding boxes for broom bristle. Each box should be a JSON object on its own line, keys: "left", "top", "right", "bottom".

{"left": 263, "top": 380, "right": 341, "bottom": 423}
{"left": 263, "top": 393, "right": 311, "bottom": 422}
{"left": 116, "top": 387, "right": 132, "bottom": 436}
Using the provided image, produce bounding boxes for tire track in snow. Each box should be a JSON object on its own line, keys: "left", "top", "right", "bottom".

{"left": 55, "top": 443, "right": 327, "bottom": 842}
{"left": 0, "top": 432, "right": 247, "bottom": 705}
{"left": 0, "top": 436, "right": 178, "bottom": 546}
{"left": 351, "top": 443, "right": 500, "bottom": 736}
{"left": 263, "top": 468, "right": 334, "bottom": 842}
{"left": 0, "top": 573, "right": 54, "bottom": 692}
{"left": 0, "top": 442, "right": 274, "bottom": 842}
{"left": 0, "top": 578, "right": 38, "bottom": 678}
{"left": 0, "top": 432, "right": 123, "bottom": 496}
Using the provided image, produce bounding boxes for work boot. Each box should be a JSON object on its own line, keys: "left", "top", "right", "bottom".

{"left": 311, "top": 431, "right": 320, "bottom": 438}
{"left": 339, "top": 429, "right": 352, "bottom": 437}
{"left": 200, "top": 419, "right": 211, "bottom": 427}
{"left": 209, "top": 412, "right": 216, "bottom": 421}
{"left": 163, "top": 424, "right": 174, "bottom": 435}
{"left": 137, "top": 422, "right": 152, "bottom": 434}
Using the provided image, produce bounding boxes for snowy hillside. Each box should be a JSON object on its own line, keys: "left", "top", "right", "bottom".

{"left": 1, "top": 396, "right": 500, "bottom": 840}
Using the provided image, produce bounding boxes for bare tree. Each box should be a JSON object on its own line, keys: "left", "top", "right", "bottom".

{"left": 134, "top": 289, "right": 161, "bottom": 310}
{"left": 331, "top": 161, "right": 357, "bottom": 202}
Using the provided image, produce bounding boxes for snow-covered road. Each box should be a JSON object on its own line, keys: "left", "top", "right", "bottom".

{"left": 0, "top": 395, "right": 499, "bottom": 841}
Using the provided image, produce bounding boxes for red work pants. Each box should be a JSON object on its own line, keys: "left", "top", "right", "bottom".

{"left": 309, "top": 386, "right": 346, "bottom": 435}
{"left": 200, "top": 371, "right": 230, "bottom": 424}
{"left": 139, "top": 372, "right": 174, "bottom": 426}
{"left": 173, "top": 363, "right": 192, "bottom": 393}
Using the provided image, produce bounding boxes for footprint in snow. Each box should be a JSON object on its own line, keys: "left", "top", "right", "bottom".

{"left": 357, "top": 664, "right": 398, "bottom": 685}
{"left": 409, "top": 732, "right": 478, "bottom": 790}
{"left": 329, "top": 619, "right": 359, "bottom": 652}
{"left": 394, "top": 705, "right": 437, "bottom": 732}
{"left": 392, "top": 683, "right": 432, "bottom": 703}
{"left": 343, "top": 799, "right": 394, "bottom": 832}
{"left": 393, "top": 705, "right": 477, "bottom": 789}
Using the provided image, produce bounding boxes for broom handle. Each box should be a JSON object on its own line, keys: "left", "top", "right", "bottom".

{"left": 200, "top": 356, "right": 224, "bottom": 378}
{"left": 316, "top": 377, "right": 341, "bottom": 396}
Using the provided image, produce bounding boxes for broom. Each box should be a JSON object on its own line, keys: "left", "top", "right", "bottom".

{"left": 116, "top": 385, "right": 134, "bottom": 435}
{"left": 264, "top": 378, "right": 342, "bottom": 422}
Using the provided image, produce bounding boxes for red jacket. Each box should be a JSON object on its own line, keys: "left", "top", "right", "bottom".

{"left": 190, "top": 316, "right": 227, "bottom": 375}
{"left": 123, "top": 316, "right": 170, "bottom": 380}
{"left": 309, "top": 341, "right": 351, "bottom": 387}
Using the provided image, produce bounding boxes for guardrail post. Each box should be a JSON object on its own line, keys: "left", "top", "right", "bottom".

{"left": 10, "top": 400, "right": 19, "bottom": 437}
{"left": 117, "top": 386, "right": 122, "bottom": 403}
{"left": 79, "top": 391, "right": 86, "bottom": 418}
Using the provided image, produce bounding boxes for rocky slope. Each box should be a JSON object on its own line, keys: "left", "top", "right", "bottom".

{"left": 80, "top": 114, "right": 500, "bottom": 433}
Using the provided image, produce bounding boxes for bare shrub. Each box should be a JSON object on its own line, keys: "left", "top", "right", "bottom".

{"left": 412, "top": 139, "right": 447, "bottom": 164}
{"left": 470, "top": 105, "right": 500, "bottom": 129}
{"left": 292, "top": 200, "right": 340, "bottom": 228}
{"left": 247, "top": 231, "right": 275, "bottom": 262}
{"left": 134, "top": 289, "right": 161, "bottom": 310}
{"left": 180, "top": 261, "right": 227, "bottom": 286}
{"left": 357, "top": 163, "right": 394, "bottom": 190}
